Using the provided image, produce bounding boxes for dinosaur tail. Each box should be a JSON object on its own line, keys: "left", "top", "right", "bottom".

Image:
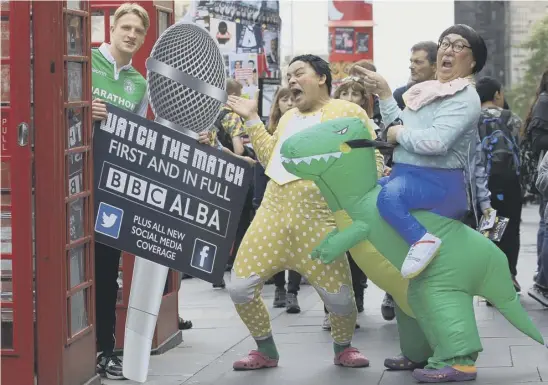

{"left": 477, "top": 256, "right": 545, "bottom": 346}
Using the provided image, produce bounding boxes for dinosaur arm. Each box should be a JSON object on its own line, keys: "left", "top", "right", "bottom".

{"left": 312, "top": 220, "right": 371, "bottom": 264}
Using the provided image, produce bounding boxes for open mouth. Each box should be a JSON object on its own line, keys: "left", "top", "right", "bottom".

{"left": 291, "top": 88, "right": 303, "bottom": 99}
{"left": 281, "top": 151, "right": 342, "bottom": 165}
{"left": 442, "top": 59, "right": 453, "bottom": 68}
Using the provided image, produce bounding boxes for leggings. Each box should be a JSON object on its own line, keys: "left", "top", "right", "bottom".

{"left": 228, "top": 182, "right": 357, "bottom": 345}
{"left": 377, "top": 163, "right": 468, "bottom": 245}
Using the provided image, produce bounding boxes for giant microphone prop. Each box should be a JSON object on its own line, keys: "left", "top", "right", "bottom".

{"left": 122, "top": 21, "right": 227, "bottom": 383}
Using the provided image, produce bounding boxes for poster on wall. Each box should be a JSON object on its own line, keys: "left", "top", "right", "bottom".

{"left": 209, "top": 17, "right": 237, "bottom": 53}
{"left": 263, "top": 28, "right": 279, "bottom": 69}
{"left": 355, "top": 32, "right": 369, "bottom": 53}
{"left": 334, "top": 27, "right": 354, "bottom": 54}
{"left": 236, "top": 23, "right": 263, "bottom": 53}
{"left": 229, "top": 53, "right": 258, "bottom": 98}
{"left": 258, "top": 78, "right": 281, "bottom": 120}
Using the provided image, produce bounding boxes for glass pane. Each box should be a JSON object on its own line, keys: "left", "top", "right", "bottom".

{"left": 1, "top": 192, "right": 11, "bottom": 205}
{"left": 1, "top": 161, "right": 10, "bottom": 189}
{"left": 67, "top": 14, "right": 83, "bottom": 56}
{"left": 67, "top": 152, "right": 84, "bottom": 197}
{"left": 91, "top": 10, "right": 105, "bottom": 43}
{"left": 66, "top": 1, "right": 81, "bottom": 10}
{"left": 68, "top": 245, "right": 85, "bottom": 288}
{"left": 66, "top": 62, "right": 82, "bottom": 102}
{"left": 158, "top": 11, "right": 169, "bottom": 35}
{"left": 67, "top": 107, "right": 83, "bottom": 149}
{"left": 117, "top": 258, "right": 123, "bottom": 304}
{"left": 1, "top": 308, "right": 13, "bottom": 349}
{"left": 1, "top": 259, "right": 12, "bottom": 301}
{"left": 68, "top": 198, "right": 84, "bottom": 242}
{"left": 1, "top": 210, "right": 11, "bottom": 254}
{"left": 1, "top": 64, "right": 9, "bottom": 103}
{"left": 69, "top": 289, "right": 88, "bottom": 336}
{"left": 1, "top": 16, "right": 9, "bottom": 59}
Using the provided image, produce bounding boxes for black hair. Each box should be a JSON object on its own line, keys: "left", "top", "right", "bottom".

{"left": 438, "top": 24, "right": 487, "bottom": 74}
{"left": 411, "top": 41, "right": 438, "bottom": 64}
{"left": 218, "top": 21, "right": 227, "bottom": 33}
{"left": 476, "top": 76, "right": 502, "bottom": 104}
{"left": 289, "top": 54, "right": 333, "bottom": 95}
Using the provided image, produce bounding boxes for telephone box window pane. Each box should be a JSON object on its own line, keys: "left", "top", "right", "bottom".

{"left": 68, "top": 198, "right": 85, "bottom": 242}
{"left": 70, "top": 289, "right": 88, "bottom": 336}
{"left": 1, "top": 64, "right": 9, "bottom": 103}
{"left": 91, "top": 10, "right": 105, "bottom": 43}
{"left": 0, "top": 211, "right": 11, "bottom": 254}
{"left": 1, "top": 308, "right": 13, "bottom": 349}
{"left": 67, "top": 107, "right": 83, "bottom": 149}
{"left": 67, "top": 152, "right": 84, "bottom": 197}
{"left": 67, "top": 14, "right": 83, "bottom": 56}
{"left": 158, "top": 11, "right": 169, "bottom": 35}
{"left": 67, "top": 62, "right": 83, "bottom": 102}
{"left": 1, "top": 16, "right": 9, "bottom": 59}
{"left": 69, "top": 245, "right": 85, "bottom": 288}
{"left": 66, "top": 1, "right": 81, "bottom": 10}
{"left": 1, "top": 259, "right": 12, "bottom": 301}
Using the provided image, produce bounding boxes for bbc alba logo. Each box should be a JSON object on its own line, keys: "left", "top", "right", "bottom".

{"left": 190, "top": 238, "right": 217, "bottom": 274}
{"left": 95, "top": 202, "right": 124, "bottom": 239}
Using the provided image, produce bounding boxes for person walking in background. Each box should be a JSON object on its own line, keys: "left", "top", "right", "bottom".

{"left": 475, "top": 76, "right": 524, "bottom": 294}
{"left": 253, "top": 86, "right": 303, "bottom": 313}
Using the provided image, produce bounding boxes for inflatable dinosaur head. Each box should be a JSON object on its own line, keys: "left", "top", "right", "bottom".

{"left": 280, "top": 117, "right": 381, "bottom": 181}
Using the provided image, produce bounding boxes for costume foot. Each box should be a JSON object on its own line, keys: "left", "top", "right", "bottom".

{"left": 401, "top": 233, "right": 441, "bottom": 279}
{"left": 381, "top": 293, "right": 396, "bottom": 321}
{"left": 273, "top": 287, "right": 287, "bottom": 308}
{"left": 384, "top": 354, "right": 426, "bottom": 371}
{"left": 233, "top": 350, "right": 279, "bottom": 371}
{"left": 412, "top": 366, "right": 477, "bottom": 383}
{"left": 334, "top": 347, "right": 369, "bottom": 367}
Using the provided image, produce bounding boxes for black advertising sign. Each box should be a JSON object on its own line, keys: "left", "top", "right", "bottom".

{"left": 93, "top": 104, "right": 252, "bottom": 283}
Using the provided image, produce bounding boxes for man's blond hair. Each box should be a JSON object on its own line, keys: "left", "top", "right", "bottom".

{"left": 113, "top": 3, "right": 150, "bottom": 31}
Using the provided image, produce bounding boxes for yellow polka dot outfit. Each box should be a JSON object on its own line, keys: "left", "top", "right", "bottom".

{"left": 229, "top": 99, "right": 384, "bottom": 346}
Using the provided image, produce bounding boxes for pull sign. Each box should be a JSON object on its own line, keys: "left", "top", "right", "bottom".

{"left": 17, "top": 122, "right": 29, "bottom": 146}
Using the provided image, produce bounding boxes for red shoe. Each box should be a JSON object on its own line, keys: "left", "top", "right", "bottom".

{"left": 233, "top": 350, "right": 279, "bottom": 371}
{"left": 334, "top": 347, "right": 370, "bottom": 367}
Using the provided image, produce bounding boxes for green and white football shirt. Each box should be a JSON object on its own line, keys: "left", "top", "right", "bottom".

{"left": 91, "top": 43, "right": 148, "bottom": 117}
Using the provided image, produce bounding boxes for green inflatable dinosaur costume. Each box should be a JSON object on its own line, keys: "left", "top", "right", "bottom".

{"left": 280, "top": 117, "right": 545, "bottom": 383}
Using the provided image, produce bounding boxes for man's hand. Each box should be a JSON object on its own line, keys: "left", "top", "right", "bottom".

{"left": 242, "top": 156, "right": 256, "bottom": 166}
{"left": 383, "top": 167, "right": 392, "bottom": 176}
{"left": 349, "top": 65, "right": 392, "bottom": 100}
{"left": 92, "top": 98, "right": 108, "bottom": 122}
{"left": 197, "top": 131, "right": 211, "bottom": 145}
{"left": 387, "top": 125, "right": 404, "bottom": 144}
{"left": 482, "top": 207, "right": 495, "bottom": 218}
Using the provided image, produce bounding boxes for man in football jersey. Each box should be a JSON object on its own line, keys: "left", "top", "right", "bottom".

{"left": 91, "top": 3, "right": 150, "bottom": 380}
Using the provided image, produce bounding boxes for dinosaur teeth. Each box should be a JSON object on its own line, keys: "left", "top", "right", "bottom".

{"left": 281, "top": 152, "right": 343, "bottom": 165}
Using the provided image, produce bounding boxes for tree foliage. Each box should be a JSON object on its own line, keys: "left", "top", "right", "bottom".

{"left": 505, "top": 14, "right": 548, "bottom": 120}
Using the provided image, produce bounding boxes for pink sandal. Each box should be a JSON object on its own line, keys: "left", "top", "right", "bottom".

{"left": 233, "top": 350, "right": 279, "bottom": 371}
{"left": 334, "top": 347, "right": 370, "bottom": 368}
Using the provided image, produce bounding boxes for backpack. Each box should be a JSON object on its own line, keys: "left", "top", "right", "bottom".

{"left": 519, "top": 128, "right": 539, "bottom": 195}
{"left": 478, "top": 110, "right": 520, "bottom": 177}
{"left": 213, "top": 108, "right": 256, "bottom": 159}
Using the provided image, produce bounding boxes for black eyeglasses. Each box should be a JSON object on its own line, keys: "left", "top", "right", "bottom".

{"left": 438, "top": 40, "right": 472, "bottom": 53}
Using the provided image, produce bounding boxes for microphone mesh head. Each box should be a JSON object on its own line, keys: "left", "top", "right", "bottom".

{"left": 147, "top": 22, "right": 226, "bottom": 133}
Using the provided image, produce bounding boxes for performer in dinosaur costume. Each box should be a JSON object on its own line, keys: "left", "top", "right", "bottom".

{"left": 280, "top": 117, "right": 545, "bottom": 383}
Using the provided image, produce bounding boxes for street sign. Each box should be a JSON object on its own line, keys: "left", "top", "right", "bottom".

{"left": 93, "top": 103, "right": 252, "bottom": 283}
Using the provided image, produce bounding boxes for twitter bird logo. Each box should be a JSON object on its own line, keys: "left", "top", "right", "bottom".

{"left": 95, "top": 202, "right": 124, "bottom": 239}
{"left": 102, "top": 212, "right": 118, "bottom": 228}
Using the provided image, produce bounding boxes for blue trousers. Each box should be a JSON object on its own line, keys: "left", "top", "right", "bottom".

{"left": 377, "top": 163, "right": 468, "bottom": 246}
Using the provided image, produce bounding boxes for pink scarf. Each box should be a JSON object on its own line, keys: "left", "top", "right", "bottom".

{"left": 402, "top": 77, "right": 473, "bottom": 111}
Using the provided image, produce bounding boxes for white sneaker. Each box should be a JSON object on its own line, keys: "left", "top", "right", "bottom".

{"left": 401, "top": 233, "right": 441, "bottom": 279}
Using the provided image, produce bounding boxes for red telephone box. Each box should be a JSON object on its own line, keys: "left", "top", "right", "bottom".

{"left": 89, "top": 0, "right": 182, "bottom": 354}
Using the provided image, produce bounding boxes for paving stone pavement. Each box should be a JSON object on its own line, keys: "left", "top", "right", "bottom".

{"left": 104, "top": 204, "right": 548, "bottom": 385}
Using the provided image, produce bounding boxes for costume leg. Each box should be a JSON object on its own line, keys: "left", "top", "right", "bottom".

{"left": 384, "top": 304, "right": 431, "bottom": 370}
{"left": 408, "top": 277, "right": 480, "bottom": 382}
{"left": 287, "top": 211, "right": 368, "bottom": 367}
{"left": 228, "top": 205, "right": 287, "bottom": 369}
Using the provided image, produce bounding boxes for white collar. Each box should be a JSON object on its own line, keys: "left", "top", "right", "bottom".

{"left": 99, "top": 42, "right": 133, "bottom": 72}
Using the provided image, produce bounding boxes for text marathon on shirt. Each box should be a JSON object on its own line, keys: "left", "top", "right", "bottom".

{"left": 93, "top": 103, "right": 252, "bottom": 283}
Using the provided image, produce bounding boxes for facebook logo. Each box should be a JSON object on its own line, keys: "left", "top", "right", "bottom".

{"left": 95, "top": 202, "right": 124, "bottom": 239}
{"left": 190, "top": 238, "right": 217, "bottom": 274}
